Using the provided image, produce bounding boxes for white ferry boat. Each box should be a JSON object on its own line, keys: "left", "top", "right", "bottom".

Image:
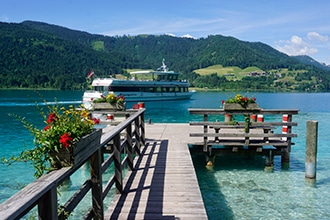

{"left": 83, "top": 60, "right": 192, "bottom": 108}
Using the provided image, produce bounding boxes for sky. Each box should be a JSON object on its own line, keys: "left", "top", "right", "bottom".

{"left": 1, "top": 0, "right": 330, "bottom": 65}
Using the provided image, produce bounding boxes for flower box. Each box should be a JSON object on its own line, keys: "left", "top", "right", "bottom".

{"left": 93, "top": 102, "right": 126, "bottom": 111}
{"left": 224, "top": 103, "right": 259, "bottom": 110}
{"left": 49, "top": 129, "right": 102, "bottom": 169}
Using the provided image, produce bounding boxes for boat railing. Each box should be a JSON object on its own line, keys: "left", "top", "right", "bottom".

{"left": 0, "top": 109, "right": 145, "bottom": 219}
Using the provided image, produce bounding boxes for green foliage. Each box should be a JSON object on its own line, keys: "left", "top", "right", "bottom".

{"left": 91, "top": 40, "right": 105, "bottom": 51}
{"left": 1, "top": 99, "right": 95, "bottom": 178}
{"left": 93, "top": 93, "right": 125, "bottom": 104}
{"left": 1, "top": 20, "right": 330, "bottom": 91}
{"left": 224, "top": 94, "right": 256, "bottom": 108}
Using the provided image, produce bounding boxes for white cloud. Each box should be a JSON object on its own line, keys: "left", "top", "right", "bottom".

{"left": 181, "top": 34, "right": 195, "bottom": 39}
{"left": 0, "top": 15, "right": 9, "bottom": 22}
{"left": 275, "top": 35, "right": 318, "bottom": 56}
{"left": 307, "top": 32, "right": 328, "bottom": 42}
{"left": 165, "top": 33, "right": 176, "bottom": 37}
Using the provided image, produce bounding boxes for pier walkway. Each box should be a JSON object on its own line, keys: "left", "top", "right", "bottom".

{"left": 105, "top": 123, "right": 207, "bottom": 219}
{"left": 0, "top": 106, "right": 299, "bottom": 219}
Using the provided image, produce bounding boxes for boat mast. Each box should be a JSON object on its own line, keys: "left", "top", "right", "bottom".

{"left": 161, "top": 58, "right": 168, "bottom": 72}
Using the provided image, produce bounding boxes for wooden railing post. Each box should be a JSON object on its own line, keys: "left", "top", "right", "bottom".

{"left": 203, "top": 114, "right": 208, "bottom": 152}
{"left": 90, "top": 148, "right": 104, "bottom": 219}
{"left": 140, "top": 111, "right": 145, "bottom": 146}
{"left": 134, "top": 117, "right": 141, "bottom": 155}
{"left": 113, "top": 134, "right": 123, "bottom": 194}
{"left": 38, "top": 187, "right": 58, "bottom": 220}
{"left": 126, "top": 122, "right": 133, "bottom": 171}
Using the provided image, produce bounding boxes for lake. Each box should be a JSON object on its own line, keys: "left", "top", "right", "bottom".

{"left": 1, "top": 90, "right": 330, "bottom": 219}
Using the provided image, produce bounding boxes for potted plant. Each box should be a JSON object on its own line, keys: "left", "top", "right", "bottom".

{"left": 222, "top": 94, "right": 258, "bottom": 110}
{"left": 2, "top": 101, "right": 101, "bottom": 178}
{"left": 92, "top": 93, "right": 126, "bottom": 110}
{"left": 222, "top": 94, "right": 259, "bottom": 133}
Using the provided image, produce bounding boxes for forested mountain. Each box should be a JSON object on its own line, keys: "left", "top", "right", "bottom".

{"left": 1, "top": 20, "right": 330, "bottom": 91}
{"left": 292, "top": 55, "right": 330, "bottom": 71}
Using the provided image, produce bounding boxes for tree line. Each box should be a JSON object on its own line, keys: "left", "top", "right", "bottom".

{"left": 1, "top": 21, "right": 330, "bottom": 91}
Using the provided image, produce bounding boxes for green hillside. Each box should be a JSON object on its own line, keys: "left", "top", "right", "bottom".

{"left": 0, "top": 20, "right": 329, "bottom": 91}
{"left": 194, "top": 65, "right": 263, "bottom": 80}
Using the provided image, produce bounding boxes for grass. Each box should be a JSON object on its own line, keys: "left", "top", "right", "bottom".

{"left": 124, "top": 65, "right": 316, "bottom": 91}
{"left": 194, "top": 65, "right": 264, "bottom": 80}
{"left": 91, "top": 41, "right": 105, "bottom": 51}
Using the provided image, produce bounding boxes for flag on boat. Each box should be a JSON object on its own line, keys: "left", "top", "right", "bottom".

{"left": 87, "top": 70, "right": 95, "bottom": 79}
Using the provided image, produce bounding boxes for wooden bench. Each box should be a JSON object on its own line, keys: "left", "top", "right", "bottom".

{"left": 188, "top": 108, "right": 299, "bottom": 165}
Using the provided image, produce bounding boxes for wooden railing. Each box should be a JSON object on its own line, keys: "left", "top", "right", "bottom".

{"left": 0, "top": 109, "right": 145, "bottom": 220}
{"left": 189, "top": 108, "right": 298, "bottom": 164}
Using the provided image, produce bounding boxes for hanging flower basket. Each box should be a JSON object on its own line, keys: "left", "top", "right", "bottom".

{"left": 49, "top": 147, "right": 73, "bottom": 168}
{"left": 3, "top": 98, "right": 102, "bottom": 178}
{"left": 49, "top": 129, "right": 102, "bottom": 169}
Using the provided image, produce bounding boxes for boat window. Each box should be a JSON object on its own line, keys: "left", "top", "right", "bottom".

{"left": 108, "top": 86, "right": 140, "bottom": 92}
{"left": 93, "top": 86, "right": 106, "bottom": 92}
{"left": 96, "top": 84, "right": 188, "bottom": 94}
{"left": 146, "top": 87, "right": 155, "bottom": 92}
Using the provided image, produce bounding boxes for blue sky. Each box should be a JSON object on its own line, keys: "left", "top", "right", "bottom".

{"left": 1, "top": 0, "right": 330, "bottom": 64}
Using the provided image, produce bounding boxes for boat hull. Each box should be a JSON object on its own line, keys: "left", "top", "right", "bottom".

{"left": 83, "top": 90, "right": 192, "bottom": 109}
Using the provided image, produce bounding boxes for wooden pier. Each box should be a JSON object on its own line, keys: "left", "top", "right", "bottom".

{"left": 0, "top": 106, "right": 299, "bottom": 219}
{"left": 105, "top": 123, "right": 207, "bottom": 219}
{"left": 189, "top": 108, "right": 299, "bottom": 167}
{"left": 0, "top": 109, "right": 207, "bottom": 220}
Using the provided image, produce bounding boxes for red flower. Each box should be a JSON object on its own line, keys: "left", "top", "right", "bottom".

{"left": 92, "top": 117, "right": 100, "bottom": 124}
{"left": 117, "top": 95, "right": 125, "bottom": 101}
{"left": 59, "top": 133, "right": 73, "bottom": 148}
{"left": 43, "top": 125, "right": 50, "bottom": 131}
{"left": 241, "top": 97, "right": 248, "bottom": 102}
{"left": 221, "top": 100, "right": 225, "bottom": 104}
{"left": 47, "top": 113, "right": 58, "bottom": 124}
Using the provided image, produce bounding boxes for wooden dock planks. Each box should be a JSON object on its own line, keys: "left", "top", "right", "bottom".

{"left": 105, "top": 123, "right": 207, "bottom": 220}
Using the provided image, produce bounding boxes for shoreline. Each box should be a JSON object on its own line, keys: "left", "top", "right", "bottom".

{"left": 0, "top": 87, "right": 322, "bottom": 93}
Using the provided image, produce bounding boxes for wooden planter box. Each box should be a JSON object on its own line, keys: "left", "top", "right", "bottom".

{"left": 49, "top": 129, "right": 102, "bottom": 169}
{"left": 92, "top": 102, "right": 126, "bottom": 111}
{"left": 224, "top": 103, "right": 259, "bottom": 110}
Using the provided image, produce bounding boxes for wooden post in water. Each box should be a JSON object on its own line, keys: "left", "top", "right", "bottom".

{"left": 224, "top": 114, "right": 232, "bottom": 122}
{"left": 305, "top": 120, "right": 318, "bottom": 180}
{"left": 264, "top": 150, "right": 274, "bottom": 172}
{"left": 281, "top": 114, "right": 293, "bottom": 167}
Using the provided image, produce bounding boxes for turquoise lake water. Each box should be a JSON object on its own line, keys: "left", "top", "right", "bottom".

{"left": 1, "top": 90, "right": 330, "bottom": 219}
